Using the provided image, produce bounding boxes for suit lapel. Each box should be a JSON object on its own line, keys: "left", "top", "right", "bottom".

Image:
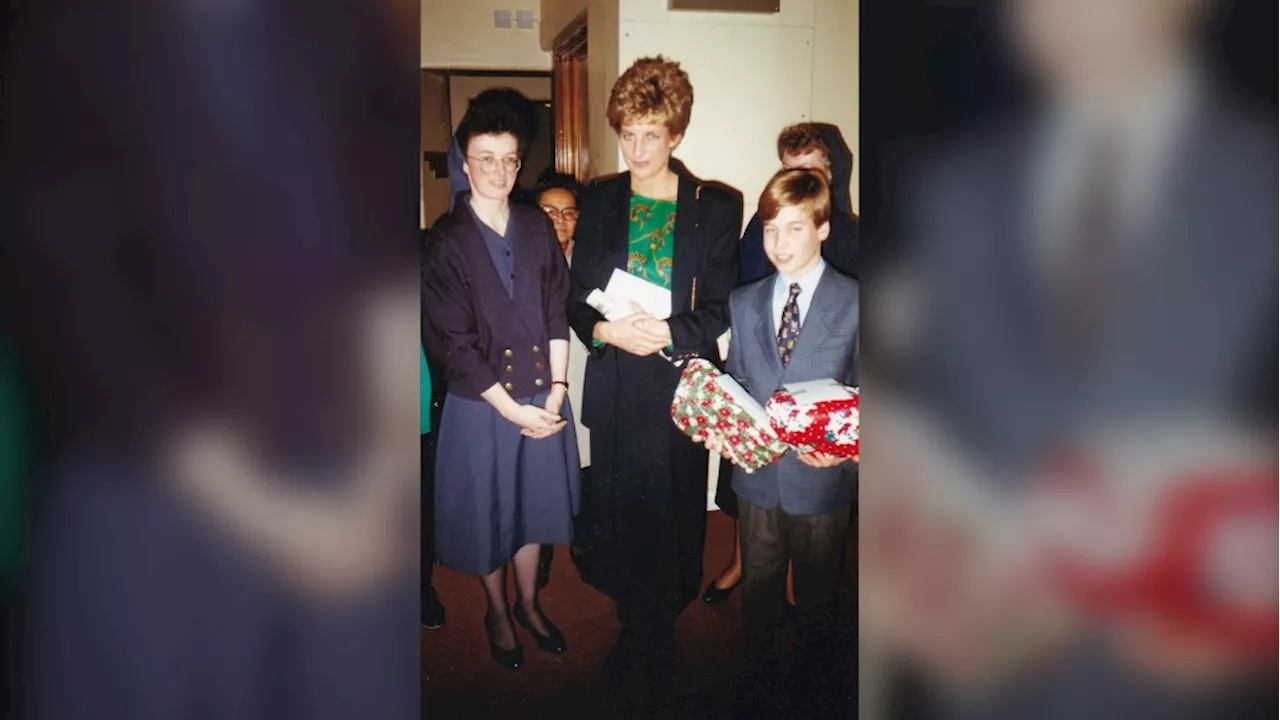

{"left": 752, "top": 278, "right": 784, "bottom": 376}
{"left": 510, "top": 210, "right": 544, "bottom": 339}
{"left": 597, "top": 175, "right": 633, "bottom": 291}
{"left": 453, "top": 200, "right": 533, "bottom": 337}
{"left": 671, "top": 171, "right": 703, "bottom": 314}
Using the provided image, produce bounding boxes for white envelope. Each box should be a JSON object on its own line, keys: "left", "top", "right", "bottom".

{"left": 713, "top": 373, "right": 776, "bottom": 435}
{"left": 782, "top": 378, "right": 856, "bottom": 404}
{"left": 602, "top": 268, "right": 672, "bottom": 320}
{"left": 585, "top": 289, "right": 629, "bottom": 321}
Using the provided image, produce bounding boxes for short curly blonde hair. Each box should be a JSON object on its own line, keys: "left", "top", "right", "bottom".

{"left": 606, "top": 56, "right": 694, "bottom": 137}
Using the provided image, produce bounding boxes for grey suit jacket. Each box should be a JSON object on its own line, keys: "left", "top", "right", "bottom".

{"left": 726, "top": 267, "right": 859, "bottom": 516}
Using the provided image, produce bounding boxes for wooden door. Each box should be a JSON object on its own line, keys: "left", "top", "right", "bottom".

{"left": 552, "top": 22, "right": 589, "bottom": 181}
{"left": 421, "top": 69, "right": 451, "bottom": 228}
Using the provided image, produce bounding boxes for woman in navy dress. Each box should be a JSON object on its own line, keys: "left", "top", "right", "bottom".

{"left": 421, "top": 102, "right": 580, "bottom": 669}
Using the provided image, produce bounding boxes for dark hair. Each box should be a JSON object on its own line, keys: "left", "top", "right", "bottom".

{"left": 454, "top": 101, "right": 527, "bottom": 158}
{"left": 476, "top": 87, "right": 540, "bottom": 141}
{"left": 776, "top": 123, "right": 832, "bottom": 164}
{"left": 535, "top": 169, "right": 580, "bottom": 199}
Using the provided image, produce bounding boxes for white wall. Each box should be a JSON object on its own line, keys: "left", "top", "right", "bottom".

{"left": 540, "top": 0, "right": 589, "bottom": 49}
{"left": 537, "top": 0, "right": 859, "bottom": 507}
{"left": 812, "top": 0, "right": 859, "bottom": 212}
{"left": 586, "top": 0, "right": 621, "bottom": 175}
{"left": 585, "top": 0, "right": 857, "bottom": 219}
{"left": 422, "top": 0, "right": 552, "bottom": 70}
{"left": 617, "top": 0, "right": 819, "bottom": 225}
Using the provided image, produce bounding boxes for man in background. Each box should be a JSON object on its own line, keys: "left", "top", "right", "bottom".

{"left": 738, "top": 123, "right": 859, "bottom": 284}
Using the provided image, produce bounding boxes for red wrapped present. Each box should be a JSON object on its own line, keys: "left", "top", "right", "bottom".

{"left": 670, "top": 359, "right": 789, "bottom": 473}
{"left": 766, "top": 379, "right": 860, "bottom": 458}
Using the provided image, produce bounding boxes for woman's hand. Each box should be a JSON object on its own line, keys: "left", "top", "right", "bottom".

{"left": 521, "top": 386, "right": 569, "bottom": 439}
{"left": 503, "top": 402, "right": 565, "bottom": 437}
{"left": 169, "top": 423, "right": 408, "bottom": 604}
{"left": 543, "top": 384, "right": 567, "bottom": 416}
{"left": 595, "top": 303, "right": 669, "bottom": 357}
{"left": 797, "top": 451, "right": 849, "bottom": 468}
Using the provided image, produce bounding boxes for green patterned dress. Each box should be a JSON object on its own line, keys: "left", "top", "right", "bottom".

{"left": 627, "top": 193, "right": 676, "bottom": 289}
{"left": 593, "top": 192, "right": 677, "bottom": 350}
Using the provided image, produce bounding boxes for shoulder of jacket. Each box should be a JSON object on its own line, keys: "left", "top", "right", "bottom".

{"left": 828, "top": 268, "right": 860, "bottom": 296}
{"left": 423, "top": 215, "right": 467, "bottom": 257}
{"left": 581, "top": 174, "right": 627, "bottom": 202}
{"left": 692, "top": 182, "right": 737, "bottom": 207}
{"left": 731, "top": 276, "right": 770, "bottom": 307}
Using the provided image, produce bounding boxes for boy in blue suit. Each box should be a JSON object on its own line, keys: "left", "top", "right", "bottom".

{"left": 705, "top": 169, "right": 858, "bottom": 719}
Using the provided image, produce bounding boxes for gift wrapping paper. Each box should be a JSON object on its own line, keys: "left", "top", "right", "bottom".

{"left": 670, "top": 359, "right": 788, "bottom": 473}
{"left": 766, "top": 383, "right": 860, "bottom": 458}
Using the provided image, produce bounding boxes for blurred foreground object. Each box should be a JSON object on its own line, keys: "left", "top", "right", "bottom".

{"left": 1, "top": 0, "right": 419, "bottom": 717}
{"left": 864, "top": 0, "right": 1276, "bottom": 718}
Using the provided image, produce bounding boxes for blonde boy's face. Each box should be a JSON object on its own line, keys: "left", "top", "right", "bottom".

{"left": 763, "top": 204, "right": 830, "bottom": 278}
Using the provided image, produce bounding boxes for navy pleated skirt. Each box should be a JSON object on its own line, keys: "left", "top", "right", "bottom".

{"left": 434, "top": 391, "right": 580, "bottom": 575}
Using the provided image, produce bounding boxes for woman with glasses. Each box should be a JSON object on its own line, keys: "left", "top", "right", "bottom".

{"left": 422, "top": 102, "right": 580, "bottom": 670}
{"left": 533, "top": 170, "right": 586, "bottom": 591}
{"left": 567, "top": 56, "right": 741, "bottom": 692}
{"left": 536, "top": 170, "right": 582, "bottom": 262}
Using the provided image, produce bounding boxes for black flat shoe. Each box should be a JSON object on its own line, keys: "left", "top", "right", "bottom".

{"left": 421, "top": 588, "right": 446, "bottom": 630}
{"left": 702, "top": 578, "right": 741, "bottom": 604}
{"left": 513, "top": 603, "right": 566, "bottom": 654}
{"left": 484, "top": 614, "right": 523, "bottom": 669}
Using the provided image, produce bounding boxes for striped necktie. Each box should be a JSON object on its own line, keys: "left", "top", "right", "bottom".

{"left": 777, "top": 283, "right": 803, "bottom": 367}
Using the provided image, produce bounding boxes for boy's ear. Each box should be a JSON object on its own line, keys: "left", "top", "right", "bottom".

{"left": 817, "top": 221, "right": 831, "bottom": 242}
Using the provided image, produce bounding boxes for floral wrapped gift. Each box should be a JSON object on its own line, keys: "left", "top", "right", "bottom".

{"left": 670, "top": 359, "right": 788, "bottom": 473}
{"left": 766, "top": 379, "right": 860, "bottom": 458}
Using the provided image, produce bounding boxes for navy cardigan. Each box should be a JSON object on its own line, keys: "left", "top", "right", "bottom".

{"left": 421, "top": 197, "right": 570, "bottom": 400}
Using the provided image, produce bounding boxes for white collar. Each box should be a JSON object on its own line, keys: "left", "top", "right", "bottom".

{"left": 778, "top": 257, "right": 827, "bottom": 292}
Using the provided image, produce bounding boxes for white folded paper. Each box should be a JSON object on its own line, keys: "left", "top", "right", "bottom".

{"left": 586, "top": 269, "right": 679, "bottom": 364}
{"left": 782, "top": 378, "right": 856, "bottom": 404}
{"left": 713, "top": 373, "right": 775, "bottom": 434}
{"left": 597, "top": 268, "right": 672, "bottom": 320}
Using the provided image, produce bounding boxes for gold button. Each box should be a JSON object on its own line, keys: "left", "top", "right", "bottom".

{"left": 504, "top": 349, "right": 513, "bottom": 358}
{"left": 535, "top": 378, "right": 544, "bottom": 387}
{"left": 503, "top": 382, "right": 514, "bottom": 392}
{"left": 535, "top": 361, "right": 544, "bottom": 370}
{"left": 532, "top": 345, "right": 541, "bottom": 354}
{"left": 505, "top": 365, "right": 514, "bottom": 373}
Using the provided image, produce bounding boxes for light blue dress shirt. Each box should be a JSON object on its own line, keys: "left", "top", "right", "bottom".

{"left": 771, "top": 258, "right": 827, "bottom": 335}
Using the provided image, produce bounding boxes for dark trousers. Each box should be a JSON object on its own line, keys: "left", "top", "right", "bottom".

{"left": 614, "top": 589, "right": 679, "bottom": 668}
{"left": 739, "top": 499, "right": 851, "bottom": 717}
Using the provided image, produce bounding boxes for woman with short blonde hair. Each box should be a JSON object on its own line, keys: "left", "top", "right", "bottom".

{"left": 567, "top": 55, "right": 742, "bottom": 691}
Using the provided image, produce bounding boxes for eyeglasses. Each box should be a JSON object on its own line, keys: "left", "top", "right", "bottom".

{"left": 541, "top": 206, "right": 580, "bottom": 222}
{"left": 467, "top": 155, "right": 521, "bottom": 175}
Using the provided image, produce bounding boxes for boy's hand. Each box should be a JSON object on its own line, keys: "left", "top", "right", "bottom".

{"left": 797, "top": 451, "right": 848, "bottom": 468}
{"left": 698, "top": 432, "right": 731, "bottom": 459}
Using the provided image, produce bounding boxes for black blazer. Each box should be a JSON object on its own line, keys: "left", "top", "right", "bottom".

{"left": 422, "top": 197, "right": 570, "bottom": 400}
{"left": 566, "top": 162, "right": 742, "bottom": 428}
